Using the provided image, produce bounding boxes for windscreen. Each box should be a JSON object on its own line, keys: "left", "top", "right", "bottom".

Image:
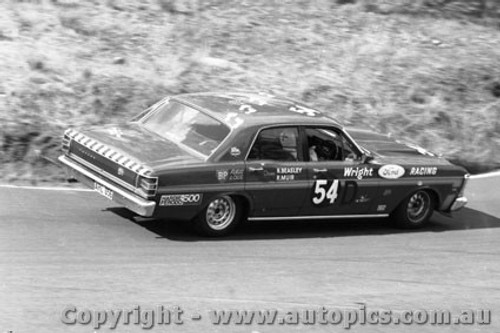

{"left": 140, "top": 101, "right": 230, "bottom": 157}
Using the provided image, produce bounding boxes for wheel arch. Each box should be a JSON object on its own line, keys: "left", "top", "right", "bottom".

{"left": 418, "top": 187, "right": 441, "bottom": 210}
{"left": 390, "top": 186, "right": 437, "bottom": 229}
{"left": 202, "top": 191, "right": 252, "bottom": 219}
{"left": 226, "top": 192, "right": 252, "bottom": 220}
{"left": 387, "top": 186, "right": 441, "bottom": 216}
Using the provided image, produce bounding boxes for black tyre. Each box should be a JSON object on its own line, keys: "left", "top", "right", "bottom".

{"left": 391, "top": 190, "right": 434, "bottom": 229}
{"left": 194, "top": 195, "right": 243, "bottom": 237}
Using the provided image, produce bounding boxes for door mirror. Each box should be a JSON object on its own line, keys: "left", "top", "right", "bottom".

{"left": 361, "top": 152, "right": 374, "bottom": 164}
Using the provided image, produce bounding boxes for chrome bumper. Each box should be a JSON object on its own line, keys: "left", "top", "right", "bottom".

{"left": 450, "top": 196, "right": 468, "bottom": 211}
{"left": 58, "top": 155, "right": 156, "bottom": 217}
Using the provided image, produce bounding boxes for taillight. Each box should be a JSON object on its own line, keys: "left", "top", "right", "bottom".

{"left": 62, "top": 129, "right": 75, "bottom": 154}
{"left": 135, "top": 175, "right": 158, "bottom": 199}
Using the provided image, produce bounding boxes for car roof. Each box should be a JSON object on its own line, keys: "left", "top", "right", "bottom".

{"left": 173, "top": 91, "right": 342, "bottom": 129}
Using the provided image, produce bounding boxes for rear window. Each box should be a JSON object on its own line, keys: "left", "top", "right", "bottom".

{"left": 139, "top": 101, "right": 230, "bottom": 157}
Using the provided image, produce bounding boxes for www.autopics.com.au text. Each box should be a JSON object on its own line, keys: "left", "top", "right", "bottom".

{"left": 60, "top": 304, "right": 491, "bottom": 329}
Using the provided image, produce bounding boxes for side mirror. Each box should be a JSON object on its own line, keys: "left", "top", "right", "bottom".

{"left": 362, "top": 152, "right": 374, "bottom": 164}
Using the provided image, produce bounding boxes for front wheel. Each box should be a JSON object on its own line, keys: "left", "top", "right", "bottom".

{"left": 194, "top": 195, "right": 243, "bottom": 236}
{"left": 392, "top": 190, "right": 434, "bottom": 229}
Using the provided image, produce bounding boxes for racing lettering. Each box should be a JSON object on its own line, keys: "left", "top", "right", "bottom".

{"left": 409, "top": 167, "right": 438, "bottom": 176}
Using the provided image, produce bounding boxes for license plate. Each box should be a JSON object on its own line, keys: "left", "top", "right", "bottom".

{"left": 94, "top": 182, "right": 113, "bottom": 200}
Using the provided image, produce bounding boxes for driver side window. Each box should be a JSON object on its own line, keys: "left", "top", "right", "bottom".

{"left": 247, "top": 127, "right": 300, "bottom": 161}
{"left": 305, "top": 128, "right": 359, "bottom": 162}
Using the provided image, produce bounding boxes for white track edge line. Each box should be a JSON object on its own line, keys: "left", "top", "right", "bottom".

{"left": 0, "top": 184, "right": 93, "bottom": 191}
{"left": 469, "top": 170, "right": 500, "bottom": 179}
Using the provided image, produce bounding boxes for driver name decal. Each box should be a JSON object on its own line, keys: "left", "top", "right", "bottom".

{"left": 276, "top": 167, "right": 302, "bottom": 181}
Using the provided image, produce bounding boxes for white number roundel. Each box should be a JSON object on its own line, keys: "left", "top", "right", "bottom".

{"left": 313, "top": 179, "right": 339, "bottom": 205}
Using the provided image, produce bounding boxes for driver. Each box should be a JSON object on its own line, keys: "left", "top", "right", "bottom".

{"left": 279, "top": 128, "right": 298, "bottom": 160}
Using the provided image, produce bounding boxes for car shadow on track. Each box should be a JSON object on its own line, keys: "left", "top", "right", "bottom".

{"left": 106, "top": 207, "right": 500, "bottom": 242}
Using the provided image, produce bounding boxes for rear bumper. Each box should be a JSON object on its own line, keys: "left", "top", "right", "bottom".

{"left": 450, "top": 196, "right": 468, "bottom": 212}
{"left": 58, "top": 155, "right": 156, "bottom": 217}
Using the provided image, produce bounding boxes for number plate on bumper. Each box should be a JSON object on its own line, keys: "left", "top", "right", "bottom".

{"left": 94, "top": 182, "right": 113, "bottom": 200}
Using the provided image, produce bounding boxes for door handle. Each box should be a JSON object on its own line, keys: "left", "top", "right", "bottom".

{"left": 249, "top": 166, "right": 264, "bottom": 172}
{"left": 313, "top": 168, "right": 327, "bottom": 173}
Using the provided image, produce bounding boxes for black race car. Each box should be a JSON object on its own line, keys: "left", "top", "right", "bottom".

{"left": 59, "top": 92, "right": 468, "bottom": 236}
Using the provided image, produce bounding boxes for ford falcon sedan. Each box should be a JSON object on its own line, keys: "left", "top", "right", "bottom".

{"left": 59, "top": 92, "right": 469, "bottom": 236}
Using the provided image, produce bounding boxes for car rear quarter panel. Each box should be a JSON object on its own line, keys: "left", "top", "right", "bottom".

{"left": 152, "top": 162, "right": 248, "bottom": 220}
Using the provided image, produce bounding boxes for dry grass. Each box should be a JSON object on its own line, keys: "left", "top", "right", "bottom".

{"left": 0, "top": 0, "right": 499, "bottom": 183}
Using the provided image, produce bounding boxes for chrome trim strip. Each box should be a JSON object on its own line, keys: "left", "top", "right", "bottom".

{"left": 69, "top": 130, "right": 154, "bottom": 176}
{"left": 59, "top": 155, "right": 156, "bottom": 217}
{"left": 247, "top": 214, "right": 389, "bottom": 221}
{"left": 244, "top": 181, "right": 311, "bottom": 190}
{"left": 156, "top": 183, "right": 245, "bottom": 193}
{"left": 461, "top": 174, "right": 470, "bottom": 195}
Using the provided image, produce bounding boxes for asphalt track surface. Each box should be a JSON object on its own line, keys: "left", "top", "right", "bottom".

{"left": 0, "top": 174, "right": 499, "bottom": 333}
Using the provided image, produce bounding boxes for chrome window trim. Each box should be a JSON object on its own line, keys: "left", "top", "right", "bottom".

{"left": 133, "top": 97, "right": 170, "bottom": 123}
{"left": 341, "top": 126, "right": 367, "bottom": 159}
{"left": 302, "top": 125, "right": 364, "bottom": 163}
{"left": 244, "top": 123, "right": 361, "bottom": 162}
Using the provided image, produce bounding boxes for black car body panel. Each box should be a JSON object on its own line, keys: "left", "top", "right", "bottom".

{"left": 59, "top": 92, "right": 468, "bottom": 224}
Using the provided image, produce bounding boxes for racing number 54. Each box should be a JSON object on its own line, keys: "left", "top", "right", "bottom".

{"left": 312, "top": 179, "right": 339, "bottom": 205}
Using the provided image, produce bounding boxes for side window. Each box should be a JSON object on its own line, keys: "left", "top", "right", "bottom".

{"left": 248, "top": 127, "right": 300, "bottom": 161}
{"left": 305, "top": 128, "right": 359, "bottom": 162}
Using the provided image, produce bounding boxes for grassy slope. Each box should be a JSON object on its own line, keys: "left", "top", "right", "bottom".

{"left": 0, "top": 0, "right": 499, "bottom": 183}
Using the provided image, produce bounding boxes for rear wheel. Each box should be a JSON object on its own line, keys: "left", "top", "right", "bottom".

{"left": 194, "top": 195, "right": 243, "bottom": 236}
{"left": 392, "top": 190, "right": 434, "bottom": 229}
